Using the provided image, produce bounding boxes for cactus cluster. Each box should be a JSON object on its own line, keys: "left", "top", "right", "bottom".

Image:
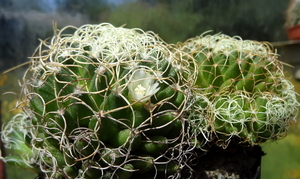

{"left": 1, "top": 24, "right": 299, "bottom": 178}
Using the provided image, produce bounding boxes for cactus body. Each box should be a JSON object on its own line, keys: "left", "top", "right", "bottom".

{"left": 1, "top": 23, "right": 194, "bottom": 178}
{"left": 1, "top": 25, "right": 299, "bottom": 178}
{"left": 180, "top": 33, "right": 299, "bottom": 146}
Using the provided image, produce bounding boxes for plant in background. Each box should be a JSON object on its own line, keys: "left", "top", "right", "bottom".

{"left": 0, "top": 23, "right": 299, "bottom": 179}
{"left": 285, "top": 0, "right": 300, "bottom": 40}
{"left": 286, "top": 0, "right": 300, "bottom": 28}
{"left": 179, "top": 33, "right": 299, "bottom": 148}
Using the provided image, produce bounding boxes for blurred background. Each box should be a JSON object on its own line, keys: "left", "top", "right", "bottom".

{"left": 0, "top": 0, "right": 299, "bottom": 178}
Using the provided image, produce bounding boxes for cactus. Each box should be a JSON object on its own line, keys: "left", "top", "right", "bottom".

{"left": 180, "top": 33, "right": 299, "bottom": 147}
{"left": 1, "top": 24, "right": 299, "bottom": 178}
{"left": 1, "top": 23, "right": 197, "bottom": 178}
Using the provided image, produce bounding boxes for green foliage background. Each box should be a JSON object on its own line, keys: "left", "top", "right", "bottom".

{"left": 107, "top": 0, "right": 288, "bottom": 43}
{"left": 1, "top": 0, "right": 300, "bottom": 178}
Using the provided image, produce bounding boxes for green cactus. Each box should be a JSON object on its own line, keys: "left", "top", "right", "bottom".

{"left": 180, "top": 33, "right": 299, "bottom": 147}
{"left": 1, "top": 23, "right": 195, "bottom": 178}
{"left": 1, "top": 24, "right": 299, "bottom": 178}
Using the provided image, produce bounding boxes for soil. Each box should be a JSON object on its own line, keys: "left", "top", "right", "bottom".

{"left": 188, "top": 139, "right": 265, "bottom": 179}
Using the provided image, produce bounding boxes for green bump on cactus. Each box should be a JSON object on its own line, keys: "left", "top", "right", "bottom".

{"left": 113, "top": 164, "right": 134, "bottom": 179}
{"left": 180, "top": 32, "right": 299, "bottom": 146}
{"left": 110, "top": 128, "right": 142, "bottom": 151}
{"left": 88, "top": 116, "right": 118, "bottom": 142}
{"left": 145, "top": 111, "right": 177, "bottom": 136}
{"left": 130, "top": 156, "right": 154, "bottom": 174}
{"left": 5, "top": 155, "right": 40, "bottom": 174}
{"left": 165, "top": 119, "right": 183, "bottom": 138}
{"left": 82, "top": 160, "right": 102, "bottom": 178}
{"left": 63, "top": 165, "right": 79, "bottom": 178}
{"left": 140, "top": 136, "right": 168, "bottom": 156}
{"left": 124, "top": 104, "right": 150, "bottom": 128}
{"left": 155, "top": 161, "right": 179, "bottom": 176}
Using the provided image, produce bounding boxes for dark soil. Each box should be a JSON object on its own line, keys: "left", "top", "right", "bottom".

{"left": 187, "top": 139, "right": 265, "bottom": 179}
